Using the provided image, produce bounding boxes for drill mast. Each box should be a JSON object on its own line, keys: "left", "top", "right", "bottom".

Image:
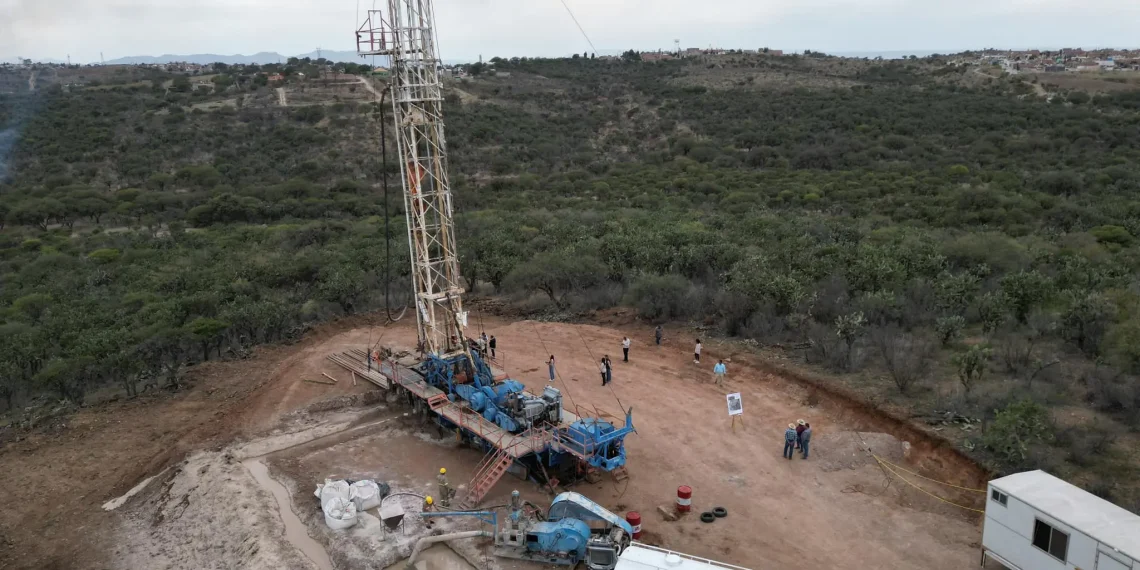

{"left": 357, "top": 1, "right": 467, "bottom": 358}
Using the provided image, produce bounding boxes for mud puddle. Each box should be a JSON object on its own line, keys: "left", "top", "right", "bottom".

{"left": 245, "top": 458, "right": 334, "bottom": 570}
{"left": 383, "top": 544, "right": 475, "bottom": 570}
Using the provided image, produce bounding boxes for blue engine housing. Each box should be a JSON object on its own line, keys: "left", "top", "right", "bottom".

{"left": 525, "top": 518, "right": 593, "bottom": 561}
{"left": 563, "top": 417, "right": 630, "bottom": 471}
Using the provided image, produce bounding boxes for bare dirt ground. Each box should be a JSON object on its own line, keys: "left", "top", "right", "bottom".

{"left": 0, "top": 312, "right": 989, "bottom": 569}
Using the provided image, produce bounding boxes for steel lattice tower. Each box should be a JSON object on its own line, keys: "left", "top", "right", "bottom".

{"left": 358, "top": 1, "right": 467, "bottom": 358}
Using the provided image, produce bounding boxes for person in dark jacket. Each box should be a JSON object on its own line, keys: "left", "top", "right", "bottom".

{"left": 796, "top": 419, "right": 806, "bottom": 449}
{"left": 783, "top": 423, "right": 797, "bottom": 460}
{"left": 800, "top": 423, "right": 812, "bottom": 459}
{"left": 489, "top": 336, "right": 497, "bottom": 359}
{"left": 655, "top": 325, "right": 663, "bottom": 346}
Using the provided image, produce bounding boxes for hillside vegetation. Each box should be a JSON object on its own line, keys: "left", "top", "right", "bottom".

{"left": 2, "top": 54, "right": 1140, "bottom": 510}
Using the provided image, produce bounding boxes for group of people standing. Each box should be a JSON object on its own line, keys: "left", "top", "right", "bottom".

{"left": 783, "top": 419, "right": 812, "bottom": 460}
{"left": 474, "top": 332, "right": 497, "bottom": 360}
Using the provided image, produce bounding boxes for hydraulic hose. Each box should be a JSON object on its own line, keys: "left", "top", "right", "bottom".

{"left": 379, "top": 85, "right": 407, "bottom": 324}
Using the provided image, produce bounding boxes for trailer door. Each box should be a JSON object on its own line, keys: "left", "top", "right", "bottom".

{"left": 1096, "top": 549, "right": 1132, "bottom": 570}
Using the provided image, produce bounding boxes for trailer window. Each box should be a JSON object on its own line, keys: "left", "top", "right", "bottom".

{"left": 1032, "top": 520, "right": 1069, "bottom": 562}
{"left": 990, "top": 489, "right": 1008, "bottom": 506}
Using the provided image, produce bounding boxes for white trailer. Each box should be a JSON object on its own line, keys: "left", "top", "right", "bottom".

{"left": 615, "top": 543, "right": 751, "bottom": 570}
{"left": 982, "top": 470, "right": 1139, "bottom": 570}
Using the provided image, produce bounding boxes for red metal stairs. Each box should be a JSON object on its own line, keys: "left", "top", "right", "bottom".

{"left": 461, "top": 447, "right": 514, "bottom": 509}
{"left": 427, "top": 393, "right": 449, "bottom": 411}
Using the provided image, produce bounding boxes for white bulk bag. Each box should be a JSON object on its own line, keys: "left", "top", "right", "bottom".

{"left": 349, "top": 480, "right": 382, "bottom": 511}
{"left": 323, "top": 496, "right": 358, "bottom": 530}
{"left": 314, "top": 479, "right": 351, "bottom": 505}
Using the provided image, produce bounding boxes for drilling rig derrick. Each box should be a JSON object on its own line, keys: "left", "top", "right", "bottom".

{"left": 358, "top": 2, "right": 465, "bottom": 360}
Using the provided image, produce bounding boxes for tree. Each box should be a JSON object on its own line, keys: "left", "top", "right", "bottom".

{"left": 621, "top": 50, "right": 642, "bottom": 63}
{"left": 983, "top": 400, "right": 1054, "bottom": 467}
{"left": 35, "top": 358, "right": 82, "bottom": 402}
{"left": 953, "top": 344, "right": 990, "bottom": 395}
{"left": 186, "top": 317, "right": 230, "bottom": 361}
{"left": 834, "top": 312, "right": 866, "bottom": 371}
{"left": 12, "top": 293, "right": 53, "bottom": 324}
{"left": 1061, "top": 291, "right": 1115, "bottom": 355}
{"left": 935, "top": 315, "right": 966, "bottom": 346}
{"left": 0, "top": 362, "right": 21, "bottom": 410}
{"left": 319, "top": 268, "right": 368, "bottom": 314}
{"left": 504, "top": 251, "right": 606, "bottom": 309}
{"left": 977, "top": 291, "right": 1008, "bottom": 334}
{"left": 871, "top": 326, "right": 934, "bottom": 393}
{"left": 10, "top": 198, "right": 65, "bottom": 230}
{"left": 1000, "top": 270, "right": 1052, "bottom": 324}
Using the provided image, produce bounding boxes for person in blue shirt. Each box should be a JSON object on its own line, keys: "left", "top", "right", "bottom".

{"left": 713, "top": 360, "right": 727, "bottom": 386}
{"left": 783, "top": 423, "right": 797, "bottom": 460}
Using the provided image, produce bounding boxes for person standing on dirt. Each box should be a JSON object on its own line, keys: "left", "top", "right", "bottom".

{"left": 783, "top": 423, "right": 797, "bottom": 460}
{"left": 599, "top": 358, "right": 608, "bottom": 386}
{"left": 713, "top": 360, "right": 727, "bottom": 386}
{"left": 694, "top": 339, "right": 702, "bottom": 364}
{"left": 489, "top": 335, "right": 497, "bottom": 359}
{"left": 796, "top": 419, "right": 806, "bottom": 449}
{"left": 604, "top": 355, "right": 613, "bottom": 385}
{"left": 655, "top": 325, "right": 663, "bottom": 346}
{"left": 547, "top": 355, "right": 556, "bottom": 384}
{"left": 800, "top": 422, "right": 812, "bottom": 459}
{"left": 437, "top": 468, "right": 453, "bottom": 507}
{"left": 622, "top": 337, "right": 631, "bottom": 362}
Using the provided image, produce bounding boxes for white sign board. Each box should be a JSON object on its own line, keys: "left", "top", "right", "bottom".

{"left": 726, "top": 393, "right": 743, "bottom": 416}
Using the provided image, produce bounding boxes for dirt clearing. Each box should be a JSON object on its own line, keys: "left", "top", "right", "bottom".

{"left": 0, "top": 314, "right": 988, "bottom": 569}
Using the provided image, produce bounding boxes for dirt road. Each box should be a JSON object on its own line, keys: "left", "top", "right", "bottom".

{"left": 356, "top": 75, "right": 383, "bottom": 101}
{"left": 277, "top": 86, "right": 288, "bottom": 107}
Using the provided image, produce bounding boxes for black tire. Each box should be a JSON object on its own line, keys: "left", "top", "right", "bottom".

{"left": 700, "top": 511, "right": 716, "bottom": 523}
{"left": 712, "top": 507, "right": 728, "bottom": 518}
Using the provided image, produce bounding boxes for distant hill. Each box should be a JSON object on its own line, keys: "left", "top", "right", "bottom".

{"left": 100, "top": 50, "right": 470, "bottom": 66}
{"left": 104, "top": 52, "right": 289, "bottom": 65}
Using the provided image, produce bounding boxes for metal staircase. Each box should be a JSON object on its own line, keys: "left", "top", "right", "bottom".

{"left": 461, "top": 446, "right": 514, "bottom": 509}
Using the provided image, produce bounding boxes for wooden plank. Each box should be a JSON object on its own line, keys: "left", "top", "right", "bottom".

{"left": 305, "top": 379, "right": 335, "bottom": 386}
{"left": 322, "top": 372, "right": 339, "bottom": 383}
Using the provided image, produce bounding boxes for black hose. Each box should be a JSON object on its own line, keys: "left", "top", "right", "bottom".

{"left": 379, "top": 85, "right": 406, "bottom": 324}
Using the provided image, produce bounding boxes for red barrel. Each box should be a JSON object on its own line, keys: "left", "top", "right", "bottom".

{"left": 626, "top": 511, "right": 642, "bottom": 539}
{"left": 676, "top": 485, "right": 692, "bottom": 512}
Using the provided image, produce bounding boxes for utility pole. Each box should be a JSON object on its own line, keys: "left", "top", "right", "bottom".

{"left": 316, "top": 46, "right": 323, "bottom": 60}
{"left": 674, "top": 39, "right": 681, "bottom": 56}
{"left": 100, "top": 52, "right": 105, "bottom": 65}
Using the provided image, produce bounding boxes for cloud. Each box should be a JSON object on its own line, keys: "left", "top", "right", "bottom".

{"left": 2, "top": 0, "right": 1138, "bottom": 63}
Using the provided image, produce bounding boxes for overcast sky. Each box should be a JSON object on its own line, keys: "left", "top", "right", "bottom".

{"left": 2, "top": 0, "right": 1138, "bottom": 63}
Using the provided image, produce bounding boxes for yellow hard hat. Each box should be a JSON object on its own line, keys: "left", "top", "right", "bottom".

{"left": 439, "top": 468, "right": 447, "bottom": 475}
{"left": 425, "top": 496, "right": 434, "bottom": 505}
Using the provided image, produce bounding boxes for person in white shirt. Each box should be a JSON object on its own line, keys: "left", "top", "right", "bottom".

{"left": 622, "top": 337, "right": 631, "bottom": 362}
{"left": 599, "top": 358, "right": 608, "bottom": 386}
{"left": 694, "top": 339, "right": 702, "bottom": 364}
